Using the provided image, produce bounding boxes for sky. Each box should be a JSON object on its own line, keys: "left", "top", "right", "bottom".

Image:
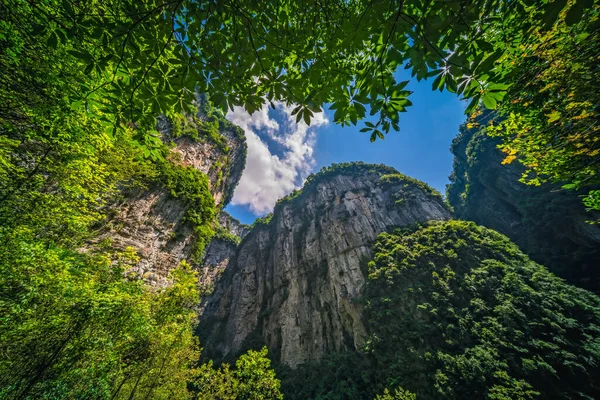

{"left": 225, "top": 76, "right": 468, "bottom": 225}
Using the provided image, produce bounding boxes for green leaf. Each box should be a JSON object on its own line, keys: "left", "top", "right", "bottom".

{"left": 396, "top": 81, "right": 410, "bottom": 91}
{"left": 465, "top": 95, "right": 481, "bottom": 115}
{"left": 546, "top": 110, "right": 562, "bottom": 123}
{"left": 31, "top": 24, "right": 46, "bottom": 36}
{"left": 476, "top": 50, "right": 503, "bottom": 73}
{"left": 61, "top": 0, "right": 75, "bottom": 16}
{"left": 47, "top": 31, "right": 58, "bottom": 49}
{"left": 303, "top": 109, "right": 311, "bottom": 126}
{"left": 84, "top": 63, "right": 95, "bottom": 75}
{"left": 432, "top": 73, "right": 443, "bottom": 91}
{"left": 333, "top": 108, "right": 344, "bottom": 122}
{"left": 482, "top": 94, "right": 497, "bottom": 110}
{"left": 487, "top": 83, "right": 510, "bottom": 91}
{"left": 68, "top": 50, "right": 94, "bottom": 63}
{"left": 354, "top": 102, "right": 366, "bottom": 118}
{"left": 70, "top": 100, "right": 83, "bottom": 111}
{"left": 476, "top": 40, "right": 494, "bottom": 52}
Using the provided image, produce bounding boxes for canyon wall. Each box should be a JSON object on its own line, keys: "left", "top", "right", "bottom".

{"left": 199, "top": 163, "right": 451, "bottom": 366}
{"left": 92, "top": 99, "right": 247, "bottom": 287}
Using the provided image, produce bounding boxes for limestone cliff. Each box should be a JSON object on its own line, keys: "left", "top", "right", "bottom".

{"left": 447, "top": 124, "right": 600, "bottom": 291}
{"left": 94, "top": 98, "right": 247, "bottom": 287}
{"left": 199, "top": 212, "right": 250, "bottom": 295}
{"left": 199, "top": 163, "right": 451, "bottom": 367}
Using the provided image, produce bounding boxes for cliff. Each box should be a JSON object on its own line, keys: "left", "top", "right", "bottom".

{"left": 281, "top": 221, "right": 600, "bottom": 399}
{"left": 447, "top": 124, "right": 600, "bottom": 291}
{"left": 199, "top": 163, "right": 451, "bottom": 367}
{"left": 93, "top": 97, "right": 247, "bottom": 287}
{"left": 199, "top": 212, "right": 250, "bottom": 295}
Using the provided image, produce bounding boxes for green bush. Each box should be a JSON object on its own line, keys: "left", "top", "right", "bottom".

{"left": 158, "top": 159, "right": 216, "bottom": 259}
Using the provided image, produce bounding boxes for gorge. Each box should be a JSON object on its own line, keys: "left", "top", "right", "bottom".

{"left": 3, "top": 2, "right": 600, "bottom": 398}
{"left": 88, "top": 107, "right": 599, "bottom": 398}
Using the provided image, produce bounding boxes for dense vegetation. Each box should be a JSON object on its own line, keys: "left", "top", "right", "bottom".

{"left": 2, "top": 0, "right": 600, "bottom": 398}
{"left": 366, "top": 221, "right": 600, "bottom": 399}
{"left": 281, "top": 221, "right": 600, "bottom": 399}
{"left": 158, "top": 157, "right": 216, "bottom": 259}
{"left": 3, "top": 0, "right": 595, "bottom": 141}
{"left": 0, "top": 79, "right": 278, "bottom": 400}
{"left": 0, "top": 240, "right": 199, "bottom": 398}
{"left": 192, "top": 348, "right": 283, "bottom": 400}
{"left": 278, "top": 351, "right": 378, "bottom": 400}
{"left": 480, "top": 8, "right": 600, "bottom": 209}
{"left": 447, "top": 122, "right": 600, "bottom": 291}
{"left": 0, "top": 0, "right": 271, "bottom": 395}
{"left": 165, "top": 94, "right": 247, "bottom": 206}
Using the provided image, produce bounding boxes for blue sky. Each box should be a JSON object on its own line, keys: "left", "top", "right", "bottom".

{"left": 225, "top": 78, "right": 467, "bottom": 225}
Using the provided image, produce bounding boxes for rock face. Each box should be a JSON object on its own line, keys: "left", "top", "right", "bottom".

{"left": 199, "top": 163, "right": 451, "bottom": 367}
{"left": 447, "top": 125, "right": 600, "bottom": 291}
{"left": 216, "top": 211, "right": 251, "bottom": 239}
{"left": 199, "top": 212, "right": 250, "bottom": 295}
{"left": 94, "top": 102, "right": 247, "bottom": 287}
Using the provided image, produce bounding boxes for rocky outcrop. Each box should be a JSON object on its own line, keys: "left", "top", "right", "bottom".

{"left": 447, "top": 124, "right": 600, "bottom": 291}
{"left": 199, "top": 212, "right": 250, "bottom": 295}
{"left": 199, "top": 163, "right": 451, "bottom": 367}
{"left": 216, "top": 212, "right": 251, "bottom": 239}
{"left": 93, "top": 100, "right": 247, "bottom": 287}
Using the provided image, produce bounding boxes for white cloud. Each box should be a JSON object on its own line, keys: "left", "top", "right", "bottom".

{"left": 226, "top": 103, "right": 328, "bottom": 215}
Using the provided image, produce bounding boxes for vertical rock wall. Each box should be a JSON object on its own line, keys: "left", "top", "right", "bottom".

{"left": 92, "top": 101, "right": 247, "bottom": 287}
{"left": 200, "top": 163, "right": 451, "bottom": 367}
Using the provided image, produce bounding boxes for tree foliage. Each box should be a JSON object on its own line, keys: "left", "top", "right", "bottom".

{"left": 446, "top": 121, "right": 600, "bottom": 291}
{"left": 374, "top": 388, "right": 417, "bottom": 400}
{"left": 3, "top": 0, "right": 594, "bottom": 144}
{"left": 0, "top": 227, "right": 282, "bottom": 399}
{"left": 0, "top": 229, "right": 201, "bottom": 399}
{"left": 192, "top": 347, "right": 283, "bottom": 400}
{"left": 281, "top": 221, "right": 600, "bottom": 399}
{"left": 158, "top": 155, "right": 216, "bottom": 258}
{"left": 0, "top": 2, "right": 280, "bottom": 396}
{"left": 278, "top": 351, "right": 378, "bottom": 400}
{"left": 2, "top": 0, "right": 599, "bottom": 398}
{"left": 478, "top": 4, "right": 600, "bottom": 208}
{"left": 366, "top": 221, "right": 600, "bottom": 399}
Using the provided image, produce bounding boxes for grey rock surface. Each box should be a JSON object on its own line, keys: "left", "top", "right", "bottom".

{"left": 91, "top": 105, "right": 246, "bottom": 287}
{"left": 199, "top": 212, "right": 250, "bottom": 296}
{"left": 200, "top": 164, "right": 450, "bottom": 367}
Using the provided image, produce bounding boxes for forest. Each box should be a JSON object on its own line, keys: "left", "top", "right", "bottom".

{"left": 1, "top": 0, "right": 599, "bottom": 399}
